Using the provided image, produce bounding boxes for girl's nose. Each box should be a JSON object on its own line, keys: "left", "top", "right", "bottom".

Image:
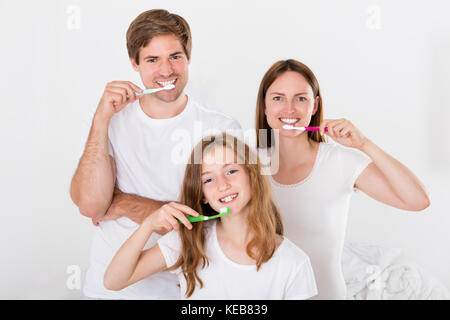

{"left": 216, "top": 176, "right": 231, "bottom": 191}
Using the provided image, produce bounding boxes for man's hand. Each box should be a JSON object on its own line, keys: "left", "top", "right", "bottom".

{"left": 95, "top": 81, "right": 143, "bottom": 121}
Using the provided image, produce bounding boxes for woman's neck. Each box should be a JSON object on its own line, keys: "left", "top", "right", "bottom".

{"left": 275, "top": 133, "right": 318, "bottom": 169}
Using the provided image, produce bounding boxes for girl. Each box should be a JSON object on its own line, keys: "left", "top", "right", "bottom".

{"left": 255, "top": 59, "right": 430, "bottom": 299}
{"left": 104, "top": 133, "right": 318, "bottom": 299}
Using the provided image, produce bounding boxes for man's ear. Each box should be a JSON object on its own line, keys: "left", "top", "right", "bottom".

{"left": 130, "top": 58, "right": 139, "bottom": 72}
{"left": 312, "top": 96, "right": 320, "bottom": 115}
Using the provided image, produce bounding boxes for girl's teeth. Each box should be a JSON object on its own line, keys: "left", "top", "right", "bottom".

{"left": 220, "top": 194, "right": 237, "bottom": 203}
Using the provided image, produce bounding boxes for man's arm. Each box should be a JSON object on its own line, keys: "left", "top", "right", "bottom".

{"left": 70, "top": 114, "right": 116, "bottom": 219}
{"left": 70, "top": 81, "right": 143, "bottom": 219}
{"left": 93, "top": 188, "right": 169, "bottom": 228}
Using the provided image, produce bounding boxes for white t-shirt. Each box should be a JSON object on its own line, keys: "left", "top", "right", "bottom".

{"left": 268, "top": 142, "right": 372, "bottom": 300}
{"left": 83, "top": 96, "right": 242, "bottom": 299}
{"left": 157, "top": 220, "right": 318, "bottom": 300}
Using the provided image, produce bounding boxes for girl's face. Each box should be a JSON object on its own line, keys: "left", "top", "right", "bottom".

{"left": 201, "top": 146, "right": 251, "bottom": 216}
{"left": 264, "top": 71, "right": 319, "bottom": 137}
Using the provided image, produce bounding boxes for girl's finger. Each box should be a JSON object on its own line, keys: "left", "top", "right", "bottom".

{"left": 165, "top": 204, "right": 193, "bottom": 230}
{"left": 168, "top": 202, "right": 200, "bottom": 218}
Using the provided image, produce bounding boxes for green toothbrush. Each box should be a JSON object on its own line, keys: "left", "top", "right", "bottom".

{"left": 178, "top": 207, "right": 230, "bottom": 224}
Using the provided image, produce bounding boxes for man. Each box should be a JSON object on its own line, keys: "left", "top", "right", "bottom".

{"left": 70, "top": 9, "right": 241, "bottom": 299}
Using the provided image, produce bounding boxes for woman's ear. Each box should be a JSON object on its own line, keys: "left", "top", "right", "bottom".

{"left": 202, "top": 197, "right": 208, "bottom": 204}
{"left": 312, "top": 96, "right": 320, "bottom": 115}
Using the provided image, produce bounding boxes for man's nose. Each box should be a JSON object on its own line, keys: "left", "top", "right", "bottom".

{"left": 159, "top": 59, "right": 174, "bottom": 77}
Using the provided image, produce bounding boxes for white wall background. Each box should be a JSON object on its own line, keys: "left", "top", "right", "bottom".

{"left": 1, "top": 0, "right": 449, "bottom": 299}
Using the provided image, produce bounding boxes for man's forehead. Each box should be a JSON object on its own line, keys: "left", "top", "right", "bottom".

{"left": 140, "top": 34, "right": 184, "bottom": 55}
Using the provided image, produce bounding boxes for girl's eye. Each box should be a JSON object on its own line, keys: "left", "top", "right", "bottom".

{"left": 227, "top": 169, "right": 238, "bottom": 175}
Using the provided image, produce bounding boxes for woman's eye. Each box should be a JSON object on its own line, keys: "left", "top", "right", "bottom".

{"left": 298, "top": 97, "right": 307, "bottom": 102}
{"left": 203, "top": 178, "right": 212, "bottom": 184}
{"left": 273, "top": 96, "right": 281, "bottom": 101}
{"left": 227, "top": 169, "right": 238, "bottom": 175}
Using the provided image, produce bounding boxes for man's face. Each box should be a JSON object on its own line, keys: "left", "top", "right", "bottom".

{"left": 131, "top": 34, "right": 189, "bottom": 103}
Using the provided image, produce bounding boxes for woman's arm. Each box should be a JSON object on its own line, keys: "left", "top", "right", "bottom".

{"left": 321, "top": 118, "right": 430, "bottom": 211}
{"left": 103, "top": 202, "right": 199, "bottom": 291}
{"left": 355, "top": 140, "right": 430, "bottom": 211}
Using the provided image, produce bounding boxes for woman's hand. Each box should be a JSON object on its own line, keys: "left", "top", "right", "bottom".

{"left": 320, "top": 118, "right": 368, "bottom": 149}
{"left": 143, "top": 202, "right": 200, "bottom": 233}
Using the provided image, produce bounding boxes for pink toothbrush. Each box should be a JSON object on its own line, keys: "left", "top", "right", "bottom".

{"left": 282, "top": 124, "right": 328, "bottom": 132}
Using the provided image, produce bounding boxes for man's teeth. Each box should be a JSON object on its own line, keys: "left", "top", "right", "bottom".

{"left": 219, "top": 194, "right": 238, "bottom": 203}
{"left": 280, "top": 118, "right": 300, "bottom": 124}
{"left": 157, "top": 79, "right": 176, "bottom": 87}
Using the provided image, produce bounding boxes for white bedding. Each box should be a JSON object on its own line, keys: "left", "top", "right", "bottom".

{"left": 342, "top": 242, "right": 450, "bottom": 300}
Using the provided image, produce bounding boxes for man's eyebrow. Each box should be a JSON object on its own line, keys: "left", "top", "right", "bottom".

{"left": 143, "top": 52, "right": 184, "bottom": 60}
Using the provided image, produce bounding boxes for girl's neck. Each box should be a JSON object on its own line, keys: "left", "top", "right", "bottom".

{"left": 216, "top": 207, "right": 252, "bottom": 246}
{"left": 275, "top": 133, "right": 319, "bottom": 169}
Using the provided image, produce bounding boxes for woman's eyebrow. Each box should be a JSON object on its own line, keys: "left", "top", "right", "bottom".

{"left": 269, "top": 92, "right": 308, "bottom": 96}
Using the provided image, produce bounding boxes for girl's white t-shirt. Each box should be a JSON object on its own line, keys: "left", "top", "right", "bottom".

{"left": 268, "top": 142, "right": 372, "bottom": 299}
{"left": 157, "top": 220, "right": 318, "bottom": 300}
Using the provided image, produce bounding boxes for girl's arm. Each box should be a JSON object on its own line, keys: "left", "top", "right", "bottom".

{"left": 103, "top": 202, "right": 199, "bottom": 291}
{"left": 321, "top": 119, "right": 430, "bottom": 211}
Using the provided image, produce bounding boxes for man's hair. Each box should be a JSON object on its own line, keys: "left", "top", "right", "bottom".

{"left": 126, "top": 9, "right": 192, "bottom": 64}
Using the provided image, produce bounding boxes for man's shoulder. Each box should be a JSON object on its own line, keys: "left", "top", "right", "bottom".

{"left": 188, "top": 97, "right": 238, "bottom": 125}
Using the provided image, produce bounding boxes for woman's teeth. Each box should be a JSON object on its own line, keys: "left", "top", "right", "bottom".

{"left": 279, "top": 118, "right": 300, "bottom": 125}
{"left": 157, "top": 79, "right": 176, "bottom": 87}
{"left": 219, "top": 193, "right": 238, "bottom": 203}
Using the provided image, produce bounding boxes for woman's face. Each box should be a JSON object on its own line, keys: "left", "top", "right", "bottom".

{"left": 201, "top": 146, "right": 251, "bottom": 216}
{"left": 264, "top": 71, "right": 318, "bottom": 137}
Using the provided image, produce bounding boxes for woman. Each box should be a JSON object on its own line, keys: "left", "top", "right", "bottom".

{"left": 255, "top": 59, "right": 430, "bottom": 299}
{"left": 104, "top": 133, "right": 317, "bottom": 299}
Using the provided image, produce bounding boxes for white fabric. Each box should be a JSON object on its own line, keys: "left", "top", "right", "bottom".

{"left": 83, "top": 96, "right": 242, "bottom": 299}
{"left": 157, "top": 220, "right": 317, "bottom": 300}
{"left": 268, "top": 142, "right": 372, "bottom": 299}
{"left": 342, "top": 242, "right": 450, "bottom": 300}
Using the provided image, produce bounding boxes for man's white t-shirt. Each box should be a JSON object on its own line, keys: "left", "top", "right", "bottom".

{"left": 157, "top": 220, "right": 318, "bottom": 300}
{"left": 83, "top": 96, "right": 242, "bottom": 299}
{"left": 268, "top": 142, "right": 372, "bottom": 300}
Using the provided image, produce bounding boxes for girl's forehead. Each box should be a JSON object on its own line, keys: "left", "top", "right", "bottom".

{"left": 202, "top": 145, "right": 238, "bottom": 166}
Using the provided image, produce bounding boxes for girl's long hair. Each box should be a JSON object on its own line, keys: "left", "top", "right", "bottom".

{"left": 256, "top": 59, "right": 326, "bottom": 148}
{"left": 167, "top": 133, "right": 284, "bottom": 298}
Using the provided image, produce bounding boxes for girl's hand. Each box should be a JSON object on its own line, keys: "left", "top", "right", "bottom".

{"left": 143, "top": 202, "right": 200, "bottom": 233}
{"left": 320, "top": 118, "right": 368, "bottom": 149}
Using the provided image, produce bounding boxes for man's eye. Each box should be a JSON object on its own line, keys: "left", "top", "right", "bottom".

{"left": 147, "top": 58, "right": 156, "bottom": 63}
{"left": 171, "top": 55, "right": 180, "bottom": 60}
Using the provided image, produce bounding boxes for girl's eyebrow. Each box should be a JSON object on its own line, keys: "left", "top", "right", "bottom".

{"left": 201, "top": 163, "right": 236, "bottom": 176}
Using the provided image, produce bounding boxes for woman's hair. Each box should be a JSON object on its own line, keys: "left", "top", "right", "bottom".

{"left": 126, "top": 9, "right": 192, "bottom": 64}
{"left": 255, "top": 59, "right": 326, "bottom": 148}
{"left": 167, "top": 133, "right": 284, "bottom": 298}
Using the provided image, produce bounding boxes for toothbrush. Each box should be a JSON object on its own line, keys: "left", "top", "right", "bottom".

{"left": 177, "top": 207, "right": 230, "bottom": 224}
{"left": 127, "top": 84, "right": 175, "bottom": 98}
{"left": 283, "top": 124, "right": 328, "bottom": 132}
